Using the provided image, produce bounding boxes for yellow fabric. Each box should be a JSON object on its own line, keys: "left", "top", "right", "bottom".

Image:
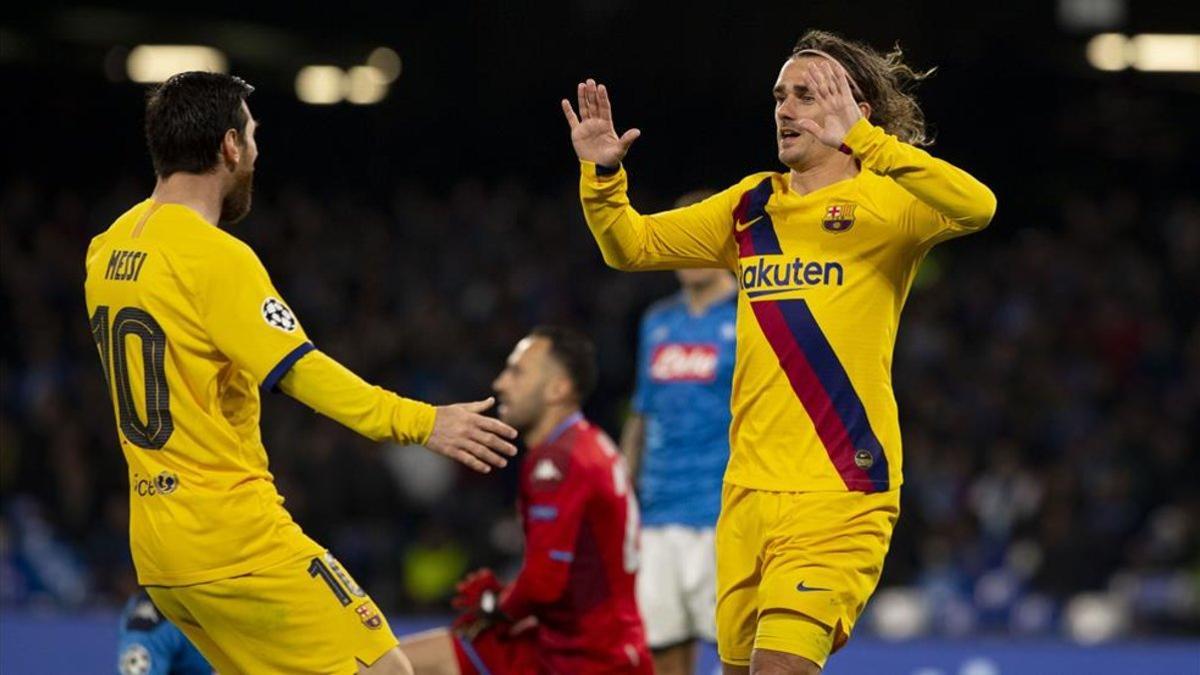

{"left": 714, "top": 484, "right": 900, "bottom": 665}
{"left": 147, "top": 550, "right": 397, "bottom": 674}
{"left": 280, "top": 349, "right": 436, "bottom": 445}
{"left": 753, "top": 610, "right": 837, "bottom": 669}
{"left": 84, "top": 200, "right": 433, "bottom": 586}
{"left": 579, "top": 118, "right": 996, "bottom": 492}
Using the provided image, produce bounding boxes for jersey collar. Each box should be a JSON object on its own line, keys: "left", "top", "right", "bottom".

{"left": 542, "top": 411, "right": 584, "bottom": 446}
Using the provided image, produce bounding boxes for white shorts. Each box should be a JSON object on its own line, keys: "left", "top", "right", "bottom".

{"left": 636, "top": 524, "right": 718, "bottom": 649}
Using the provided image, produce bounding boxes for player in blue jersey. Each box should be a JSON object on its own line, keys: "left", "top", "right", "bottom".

{"left": 620, "top": 190, "right": 738, "bottom": 675}
{"left": 117, "top": 590, "right": 211, "bottom": 675}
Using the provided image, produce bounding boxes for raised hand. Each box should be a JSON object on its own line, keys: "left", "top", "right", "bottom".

{"left": 561, "top": 78, "right": 641, "bottom": 168}
{"left": 426, "top": 397, "right": 518, "bottom": 473}
{"left": 795, "top": 60, "right": 865, "bottom": 150}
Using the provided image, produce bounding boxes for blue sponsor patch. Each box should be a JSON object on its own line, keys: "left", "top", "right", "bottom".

{"left": 548, "top": 549, "right": 574, "bottom": 563}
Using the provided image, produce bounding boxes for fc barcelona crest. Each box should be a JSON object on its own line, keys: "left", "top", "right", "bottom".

{"left": 355, "top": 601, "right": 383, "bottom": 630}
{"left": 822, "top": 203, "right": 856, "bottom": 233}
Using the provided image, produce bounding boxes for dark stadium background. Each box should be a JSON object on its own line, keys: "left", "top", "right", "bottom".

{"left": 2, "top": 2, "right": 1198, "bottom": 672}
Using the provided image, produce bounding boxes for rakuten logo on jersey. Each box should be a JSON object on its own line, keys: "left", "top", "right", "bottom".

{"left": 650, "top": 344, "right": 718, "bottom": 382}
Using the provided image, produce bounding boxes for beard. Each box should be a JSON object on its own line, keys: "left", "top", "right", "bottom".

{"left": 220, "top": 167, "right": 254, "bottom": 224}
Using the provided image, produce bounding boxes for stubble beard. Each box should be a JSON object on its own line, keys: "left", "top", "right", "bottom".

{"left": 220, "top": 168, "right": 254, "bottom": 224}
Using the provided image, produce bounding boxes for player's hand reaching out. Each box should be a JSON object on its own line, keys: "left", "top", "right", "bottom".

{"left": 796, "top": 60, "right": 866, "bottom": 150}
{"left": 426, "top": 397, "right": 518, "bottom": 473}
{"left": 561, "top": 79, "right": 641, "bottom": 169}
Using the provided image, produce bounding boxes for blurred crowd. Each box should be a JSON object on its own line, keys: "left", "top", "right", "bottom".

{"left": 1, "top": 90, "right": 1198, "bottom": 640}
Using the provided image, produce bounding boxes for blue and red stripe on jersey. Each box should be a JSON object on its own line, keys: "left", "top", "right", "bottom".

{"left": 732, "top": 180, "right": 890, "bottom": 492}
{"left": 733, "top": 177, "right": 783, "bottom": 257}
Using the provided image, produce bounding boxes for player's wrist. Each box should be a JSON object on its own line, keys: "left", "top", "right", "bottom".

{"left": 394, "top": 397, "right": 437, "bottom": 445}
{"left": 839, "top": 117, "right": 876, "bottom": 156}
{"left": 580, "top": 159, "right": 622, "bottom": 181}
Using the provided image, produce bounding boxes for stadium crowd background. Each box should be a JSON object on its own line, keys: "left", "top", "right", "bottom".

{"left": 2, "top": 0, "right": 1198, "bottom": 648}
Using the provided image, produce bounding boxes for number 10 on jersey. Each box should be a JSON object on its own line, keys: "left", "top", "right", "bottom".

{"left": 90, "top": 305, "right": 175, "bottom": 450}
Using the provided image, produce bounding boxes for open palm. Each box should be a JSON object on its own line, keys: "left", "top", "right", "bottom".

{"left": 561, "top": 79, "right": 641, "bottom": 168}
{"left": 795, "top": 60, "right": 865, "bottom": 149}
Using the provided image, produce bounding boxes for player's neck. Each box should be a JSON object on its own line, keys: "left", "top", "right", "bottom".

{"left": 526, "top": 406, "right": 581, "bottom": 447}
{"left": 787, "top": 153, "right": 859, "bottom": 196}
{"left": 151, "top": 173, "right": 225, "bottom": 226}
{"left": 683, "top": 276, "right": 736, "bottom": 315}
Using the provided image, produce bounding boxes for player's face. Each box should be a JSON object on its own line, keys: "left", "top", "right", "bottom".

{"left": 676, "top": 268, "right": 727, "bottom": 289}
{"left": 493, "top": 336, "right": 553, "bottom": 431}
{"left": 220, "top": 101, "right": 258, "bottom": 224}
{"left": 773, "top": 57, "right": 837, "bottom": 168}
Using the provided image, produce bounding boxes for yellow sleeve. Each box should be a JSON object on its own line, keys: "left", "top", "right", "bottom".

{"left": 199, "top": 240, "right": 313, "bottom": 388}
{"left": 842, "top": 119, "right": 997, "bottom": 247}
{"left": 279, "top": 349, "right": 437, "bottom": 445}
{"left": 578, "top": 161, "right": 741, "bottom": 271}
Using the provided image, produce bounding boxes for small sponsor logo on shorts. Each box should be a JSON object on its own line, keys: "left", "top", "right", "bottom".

{"left": 355, "top": 601, "right": 383, "bottom": 630}
{"left": 796, "top": 580, "right": 832, "bottom": 593}
{"left": 853, "top": 449, "right": 874, "bottom": 470}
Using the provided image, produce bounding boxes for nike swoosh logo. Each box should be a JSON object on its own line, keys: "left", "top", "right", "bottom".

{"left": 735, "top": 215, "right": 764, "bottom": 232}
{"left": 796, "top": 581, "right": 832, "bottom": 593}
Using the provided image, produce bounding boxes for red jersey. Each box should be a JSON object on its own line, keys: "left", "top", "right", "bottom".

{"left": 498, "top": 412, "right": 651, "bottom": 674}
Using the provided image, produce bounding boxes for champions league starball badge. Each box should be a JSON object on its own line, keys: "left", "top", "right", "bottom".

{"left": 261, "top": 297, "right": 298, "bottom": 332}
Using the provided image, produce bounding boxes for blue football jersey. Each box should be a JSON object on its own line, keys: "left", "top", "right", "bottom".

{"left": 632, "top": 289, "right": 737, "bottom": 527}
{"left": 117, "top": 591, "right": 210, "bottom": 675}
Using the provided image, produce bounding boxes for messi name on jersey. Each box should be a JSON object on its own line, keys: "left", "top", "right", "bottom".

{"left": 739, "top": 256, "right": 845, "bottom": 297}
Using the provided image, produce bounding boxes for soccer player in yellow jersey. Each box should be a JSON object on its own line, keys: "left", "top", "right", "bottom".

{"left": 85, "top": 72, "right": 518, "bottom": 674}
{"left": 561, "top": 30, "right": 997, "bottom": 674}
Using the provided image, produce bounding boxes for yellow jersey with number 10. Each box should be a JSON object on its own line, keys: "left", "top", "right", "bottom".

{"left": 85, "top": 200, "right": 322, "bottom": 586}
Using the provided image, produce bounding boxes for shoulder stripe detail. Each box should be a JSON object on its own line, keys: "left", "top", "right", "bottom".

{"left": 131, "top": 202, "right": 164, "bottom": 239}
{"left": 732, "top": 177, "right": 781, "bottom": 257}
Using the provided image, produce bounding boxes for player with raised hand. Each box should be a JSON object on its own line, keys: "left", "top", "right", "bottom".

{"left": 563, "top": 29, "right": 997, "bottom": 675}
{"left": 85, "top": 71, "right": 517, "bottom": 675}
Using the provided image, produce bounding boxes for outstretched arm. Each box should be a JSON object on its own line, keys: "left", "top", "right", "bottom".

{"left": 280, "top": 350, "right": 517, "bottom": 474}
{"left": 198, "top": 241, "right": 517, "bottom": 475}
{"left": 562, "top": 79, "right": 740, "bottom": 271}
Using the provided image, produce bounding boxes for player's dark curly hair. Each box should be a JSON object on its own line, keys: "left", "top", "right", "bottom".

{"left": 145, "top": 71, "right": 254, "bottom": 178}
{"left": 529, "top": 325, "right": 598, "bottom": 404}
{"left": 792, "top": 30, "right": 935, "bottom": 146}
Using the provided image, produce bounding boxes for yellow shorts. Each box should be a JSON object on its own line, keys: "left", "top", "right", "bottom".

{"left": 714, "top": 484, "right": 900, "bottom": 668}
{"left": 147, "top": 550, "right": 397, "bottom": 674}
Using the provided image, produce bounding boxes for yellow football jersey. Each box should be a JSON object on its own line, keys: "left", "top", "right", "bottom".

{"left": 580, "top": 118, "right": 997, "bottom": 493}
{"left": 85, "top": 200, "right": 323, "bottom": 585}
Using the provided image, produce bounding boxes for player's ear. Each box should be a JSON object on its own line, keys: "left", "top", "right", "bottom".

{"left": 546, "top": 375, "right": 572, "bottom": 406}
{"left": 220, "top": 128, "right": 241, "bottom": 170}
{"left": 858, "top": 101, "right": 872, "bottom": 120}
